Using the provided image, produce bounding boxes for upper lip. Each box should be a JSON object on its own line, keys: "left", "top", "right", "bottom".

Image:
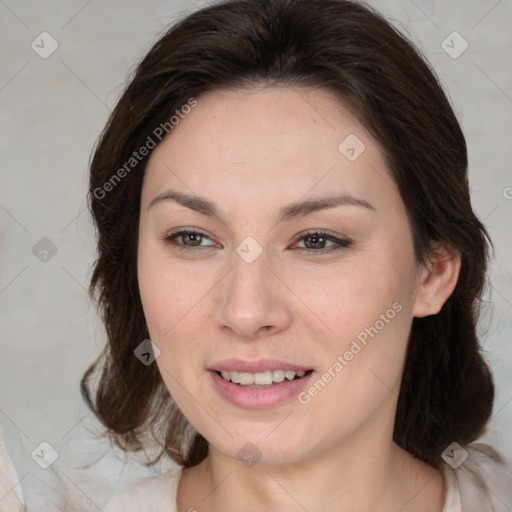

{"left": 209, "top": 358, "right": 312, "bottom": 373}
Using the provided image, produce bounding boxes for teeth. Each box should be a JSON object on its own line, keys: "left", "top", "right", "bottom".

{"left": 238, "top": 372, "right": 253, "bottom": 386}
{"left": 218, "top": 369, "right": 308, "bottom": 386}
{"left": 254, "top": 371, "right": 272, "bottom": 385}
{"left": 272, "top": 370, "right": 286, "bottom": 383}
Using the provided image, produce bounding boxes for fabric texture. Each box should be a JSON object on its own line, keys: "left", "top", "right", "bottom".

{"left": 0, "top": 427, "right": 25, "bottom": 512}
{"left": 104, "top": 444, "right": 512, "bottom": 512}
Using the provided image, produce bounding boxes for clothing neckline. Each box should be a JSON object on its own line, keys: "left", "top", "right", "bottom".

{"left": 169, "top": 465, "right": 460, "bottom": 512}
{"left": 441, "top": 463, "right": 462, "bottom": 512}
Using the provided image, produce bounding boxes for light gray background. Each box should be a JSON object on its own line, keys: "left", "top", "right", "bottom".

{"left": 1, "top": 0, "right": 511, "bottom": 510}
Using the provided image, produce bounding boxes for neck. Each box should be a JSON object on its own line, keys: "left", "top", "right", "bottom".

{"left": 179, "top": 427, "right": 444, "bottom": 512}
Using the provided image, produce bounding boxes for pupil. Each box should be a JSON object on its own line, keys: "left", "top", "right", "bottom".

{"left": 305, "top": 234, "right": 325, "bottom": 249}
{"left": 185, "top": 233, "right": 201, "bottom": 246}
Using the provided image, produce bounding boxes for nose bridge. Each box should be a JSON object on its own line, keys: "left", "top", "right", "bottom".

{"left": 214, "top": 242, "right": 292, "bottom": 338}
{"left": 226, "top": 245, "right": 272, "bottom": 309}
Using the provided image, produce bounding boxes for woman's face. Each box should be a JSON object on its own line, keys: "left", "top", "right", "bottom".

{"left": 138, "top": 86, "right": 426, "bottom": 465}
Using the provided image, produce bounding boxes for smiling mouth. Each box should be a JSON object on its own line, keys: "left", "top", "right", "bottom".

{"left": 216, "top": 369, "right": 314, "bottom": 388}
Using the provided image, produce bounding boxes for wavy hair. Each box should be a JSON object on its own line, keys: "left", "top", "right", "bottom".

{"left": 82, "top": 0, "right": 494, "bottom": 468}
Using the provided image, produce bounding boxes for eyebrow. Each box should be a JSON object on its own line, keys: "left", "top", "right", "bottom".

{"left": 148, "top": 189, "right": 374, "bottom": 222}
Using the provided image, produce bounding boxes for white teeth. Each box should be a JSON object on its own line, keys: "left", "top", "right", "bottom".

{"left": 238, "top": 372, "right": 254, "bottom": 386}
{"left": 272, "top": 369, "right": 286, "bottom": 382}
{"left": 218, "top": 369, "right": 308, "bottom": 386}
{"left": 254, "top": 371, "right": 273, "bottom": 385}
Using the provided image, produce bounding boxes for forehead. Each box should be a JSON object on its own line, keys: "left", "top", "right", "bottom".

{"left": 142, "top": 86, "right": 398, "bottom": 215}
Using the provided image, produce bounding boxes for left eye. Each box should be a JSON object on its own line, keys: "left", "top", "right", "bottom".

{"left": 291, "top": 231, "right": 352, "bottom": 254}
{"left": 161, "top": 229, "right": 352, "bottom": 254}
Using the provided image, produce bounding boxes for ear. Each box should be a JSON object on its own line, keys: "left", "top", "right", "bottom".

{"left": 413, "top": 243, "right": 461, "bottom": 318}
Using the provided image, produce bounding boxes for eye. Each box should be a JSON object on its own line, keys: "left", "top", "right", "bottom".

{"left": 161, "top": 228, "right": 352, "bottom": 255}
{"left": 161, "top": 229, "right": 217, "bottom": 251}
{"left": 290, "top": 230, "right": 352, "bottom": 255}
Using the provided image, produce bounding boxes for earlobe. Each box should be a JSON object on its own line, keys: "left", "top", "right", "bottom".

{"left": 412, "top": 244, "right": 461, "bottom": 318}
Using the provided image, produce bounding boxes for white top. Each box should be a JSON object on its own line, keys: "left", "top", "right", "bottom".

{"left": 0, "top": 427, "right": 25, "bottom": 512}
{"left": 105, "top": 445, "right": 512, "bottom": 512}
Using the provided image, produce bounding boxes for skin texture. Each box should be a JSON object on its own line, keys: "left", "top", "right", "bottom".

{"left": 137, "top": 86, "right": 460, "bottom": 511}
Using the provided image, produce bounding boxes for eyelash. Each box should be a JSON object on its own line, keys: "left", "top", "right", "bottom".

{"left": 160, "top": 228, "right": 352, "bottom": 256}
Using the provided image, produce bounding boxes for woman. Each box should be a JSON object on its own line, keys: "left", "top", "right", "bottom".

{"left": 82, "top": 0, "right": 512, "bottom": 510}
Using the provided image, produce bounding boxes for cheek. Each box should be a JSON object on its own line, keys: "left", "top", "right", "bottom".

{"left": 138, "top": 251, "right": 211, "bottom": 342}
{"left": 137, "top": 253, "right": 218, "bottom": 409}
{"left": 280, "top": 253, "right": 412, "bottom": 341}
{"left": 284, "top": 247, "right": 416, "bottom": 395}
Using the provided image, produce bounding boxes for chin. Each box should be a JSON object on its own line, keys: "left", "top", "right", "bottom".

{"left": 205, "top": 425, "right": 313, "bottom": 467}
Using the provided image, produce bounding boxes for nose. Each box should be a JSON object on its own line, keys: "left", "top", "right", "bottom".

{"left": 213, "top": 249, "right": 293, "bottom": 340}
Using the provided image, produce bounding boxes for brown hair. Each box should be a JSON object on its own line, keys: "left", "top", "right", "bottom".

{"left": 82, "top": 0, "right": 495, "bottom": 468}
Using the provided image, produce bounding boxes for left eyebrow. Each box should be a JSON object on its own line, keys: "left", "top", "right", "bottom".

{"left": 278, "top": 195, "right": 375, "bottom": 222}
{"left": 147, "top": 188, "right": 374, "bottom": 222}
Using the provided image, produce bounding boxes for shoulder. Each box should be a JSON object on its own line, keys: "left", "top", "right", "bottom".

{"left": 443, "top": 443, "right": 512, "bottom": 512}
{"left": 0, "top": 427, "right": 25, "bottom": 511}
{"left": 104, "top": 467, "right": 183, "bottom": 512}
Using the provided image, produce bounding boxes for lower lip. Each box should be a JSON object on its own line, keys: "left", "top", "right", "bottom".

{"left": 209, "top": 370, "right": 314, "bottom": 409}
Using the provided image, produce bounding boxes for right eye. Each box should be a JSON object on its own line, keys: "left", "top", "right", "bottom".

{"left": 161, "top": 229, "right": 218, "bottom": 251}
